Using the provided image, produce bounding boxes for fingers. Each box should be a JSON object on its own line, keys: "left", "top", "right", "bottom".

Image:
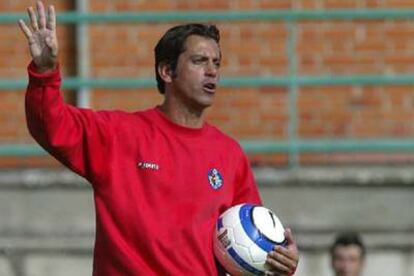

{"left": 27, "top": 6, "right": 39, "bottom": 31}
{"left": 267, "top": 246, "right": 297, "bottom": 271}
{"left": 20, "top": 1, "right": 55, "bottom": 37}
{"left": 18, "top": 19, "right": 33, "bottom": 40}
{"left": 266, "top": 250, "right": 291, "bottom": 273}
{"left": 285, "top": 228, "right": 296, "bottom": 247}
{"left": 265, "top": 229, "right": 299, "bottom": 275}
{"left": 47, "top": 5, "right": 56, "bottom": 31}
{"left": 37, "top": 1, "right": 47, "bottom": 30}
{"left": 45, "top": 36, "right": 58, "bottom": 57}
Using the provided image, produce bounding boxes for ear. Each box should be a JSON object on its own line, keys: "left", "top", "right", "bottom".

{"left": 157, "top": 62, "right": 173, "bottom": 84}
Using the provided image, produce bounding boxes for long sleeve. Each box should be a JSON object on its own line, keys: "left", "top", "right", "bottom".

{"left": 232, "top": 149, "right": 262, "bottom": 206}
{"left": 25, "top": 61, "right": 112, "bottom": 181}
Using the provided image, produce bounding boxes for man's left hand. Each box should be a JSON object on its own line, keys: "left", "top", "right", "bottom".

{"left": 265, "top": 228, "right": 299, "bottom": 276}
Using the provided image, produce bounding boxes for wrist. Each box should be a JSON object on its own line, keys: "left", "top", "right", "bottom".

{"left": 28, "top": 61, "right": 60, "bottom": 79}
{"left": 32, "top": 60, "right": 58, "bottom": 74}
{"left": 35, "top": 64, "right": 57, "bottom": 73}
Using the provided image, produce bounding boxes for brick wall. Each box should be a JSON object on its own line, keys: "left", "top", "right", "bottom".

{"left": 2, "top": 0, "right": 414, "bottom": 167}
{"left": 2, "top": 3, "right": 414, "bottom": 276}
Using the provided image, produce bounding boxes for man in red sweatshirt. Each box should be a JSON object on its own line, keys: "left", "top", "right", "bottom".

{"left": 18, "top": 1, "right": 299, "bottom": 275}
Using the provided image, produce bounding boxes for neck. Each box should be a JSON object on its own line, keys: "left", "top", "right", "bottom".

{"left": 159, "top": 99, "right": 205, "bottom": 129}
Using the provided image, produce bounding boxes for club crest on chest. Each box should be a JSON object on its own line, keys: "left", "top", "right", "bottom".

{"left": 208, "top": 168, "right": 223, "bottom": 190}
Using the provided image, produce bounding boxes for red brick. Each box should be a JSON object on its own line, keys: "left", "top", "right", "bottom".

{"left": 5, "top": 0, "right": 414, "bottom": 167}
{"left": 116, "top": 0, "right": 176, "bottom": 11}
{"left": 384, "top": 0, "right": 414, "bottom": 8}
{"left": 236, "top": 0, "right": 260, "bottom": 10}
{"left": 299, "top": 124, "right": 328, "bottom": 138}
{"left": 365, "top": 0, "right": 385, "bottom": 8}
{"left": 258, "top": 0, "right": 292, "bottom": 9}
{"left": 385, "top": 22, "right": 414, "bottom": 38}
{"left": 91, "top": 89, "right": 162, "bottom": 111}
{"left": 6, "top": 0, "right": 73, "bottom": 12}
{"left": 249, "top": 153, "right": 289, "bottom": 167}
{"left": 323, "top": 23, "right": 357, "bottom": 40}
{"left": 323, "top": 0, "right": 360, "bottom": 8}
{"left": 197, "top": 1, "right": 232, "bottom": 10}
{"left": 0, "top": 156, "right": 63, "bottom": 168}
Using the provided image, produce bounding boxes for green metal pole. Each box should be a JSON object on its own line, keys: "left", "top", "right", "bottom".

{"left": 287, "top": 21, "right": 299, "bottom": 168}
{"left": 5, "top": 10, "right": 414, "bottom": 24}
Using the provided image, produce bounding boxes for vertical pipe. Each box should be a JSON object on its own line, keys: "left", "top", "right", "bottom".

{"left": 286, "top": 21, "right": 299, "bottom": 168}
{"left": 75, "top": 0, "right": 90, "bottom": 107}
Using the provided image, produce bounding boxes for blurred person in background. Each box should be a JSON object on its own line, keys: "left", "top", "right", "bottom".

{"left": 331, "top": 231, "right": 366, "bottom": 276}
{"left": 18, "top": 1, "right": 299, "bottom": 275}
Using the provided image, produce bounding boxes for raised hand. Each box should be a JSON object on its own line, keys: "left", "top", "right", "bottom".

{"left": 18, "top": 1, "right": 58, "bottom": 72}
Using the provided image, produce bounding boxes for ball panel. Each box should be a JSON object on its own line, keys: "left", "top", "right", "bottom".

{"left": 214, "top": 226, "right": 252, "bottom": 276}
{"left": 217, "top": 217, "right": 223, "bottom": 230}
{"left": 221, "top": 204, "right": 243, "bottom": 227}
{"left": 228, "top": 247, "right": 264, "bottom": 275}
{"left": 252, "top": 207, "right": 285, "bottom": 243}
{"left": 248, "top": 243, "right": 268, "bottom": 264}
{"left": 231, "top": 237, "right": 255, "bottom": 267}
{"left": 214, "top": 227, "right": 241, "bottom": 274}
{"left": 239, "top": 204, "right": 277, "bottom": 253}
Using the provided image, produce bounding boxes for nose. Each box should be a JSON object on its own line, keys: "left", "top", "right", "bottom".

{"left": 205, "top": 61, "right": 218, "bottom": 78}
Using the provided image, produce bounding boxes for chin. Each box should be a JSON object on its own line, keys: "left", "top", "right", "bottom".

{"left": 201, "top": 100, "right": 214, "bottom": 109}
{"left": 195, "top": 98, "right": 214, "bottom": 109}
{"left": 194, "top": 103, "right": 212, "bottom": 112}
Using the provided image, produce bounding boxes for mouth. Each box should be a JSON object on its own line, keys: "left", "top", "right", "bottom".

{"left": 202, "top": 82, "right": 217, "bottom": 94}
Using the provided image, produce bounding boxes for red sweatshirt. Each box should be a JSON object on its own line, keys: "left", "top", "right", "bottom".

{"left": 25, "top": 62, "right": 262, "bottom": 276}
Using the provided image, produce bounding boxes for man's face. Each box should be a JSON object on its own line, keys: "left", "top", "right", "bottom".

{"left": 332, "top": 245, "right": 364, "bottom": 276}
{"left": 170, "top": 35, "right": 221, "bottom": 110}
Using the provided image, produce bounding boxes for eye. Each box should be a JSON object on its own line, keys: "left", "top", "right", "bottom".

{"left": 192, "top": 57, "right": 205, "bottom": 64}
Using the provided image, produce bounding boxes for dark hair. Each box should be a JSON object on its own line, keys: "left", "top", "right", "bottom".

{"left": 330, "top": 231, "right": 366, "bottom": 259}
{"left": 154, "top": 23, "right": 220, "bottom": 94}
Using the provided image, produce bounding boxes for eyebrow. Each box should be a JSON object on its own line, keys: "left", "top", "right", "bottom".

{"left": 190, "top": 54, "right": 221, "bottom": 61}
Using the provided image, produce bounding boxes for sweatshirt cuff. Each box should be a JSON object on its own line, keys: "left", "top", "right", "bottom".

{"left": 28, "top": 61, "right": 61, "bottom": 86}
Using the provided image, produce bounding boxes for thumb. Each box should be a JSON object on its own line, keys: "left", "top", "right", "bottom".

{"left": 284, "top": 228, "right": 297, "bottom": 248}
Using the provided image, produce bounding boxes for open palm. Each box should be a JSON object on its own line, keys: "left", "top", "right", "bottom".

{"left": 18, "top": 1, "right": 58, "bottom": 72}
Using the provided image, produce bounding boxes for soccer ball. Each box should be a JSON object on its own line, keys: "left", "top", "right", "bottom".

{"left": 213, "top": 203, "right": 287, "bottom": 275}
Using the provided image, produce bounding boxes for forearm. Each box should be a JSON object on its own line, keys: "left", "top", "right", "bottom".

{"left": 25, "top": 61, "right": 89, "bottom": 176}
{"left": 25, "top": 61, "right": 63, "bottom": 148}
{"left": 25, "top": 61, "right": 114, "bottom": 179}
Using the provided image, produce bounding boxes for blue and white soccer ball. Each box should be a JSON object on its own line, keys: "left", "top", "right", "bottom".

{"left": 213, "top": 203, "right": 288, "bottom": 275}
